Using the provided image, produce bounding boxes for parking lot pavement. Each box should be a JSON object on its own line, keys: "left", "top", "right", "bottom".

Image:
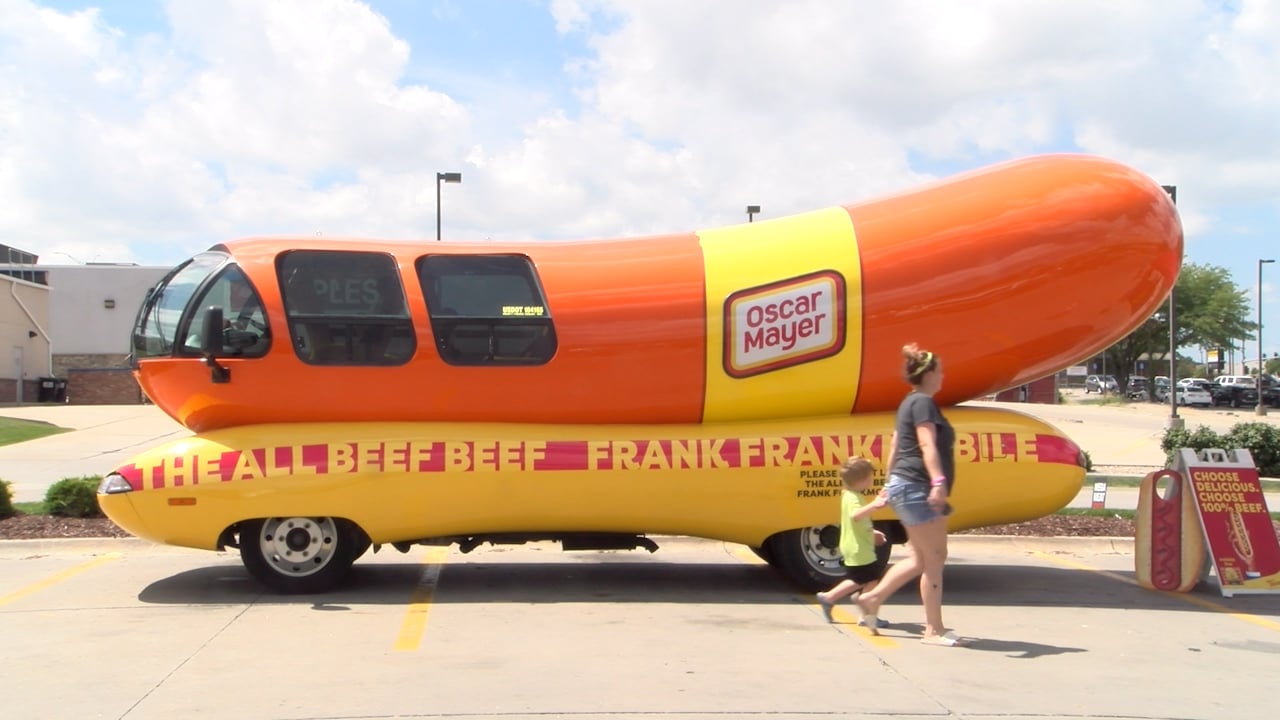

{"left": 1, "top": 535, "right": 1277, "bottom": 720}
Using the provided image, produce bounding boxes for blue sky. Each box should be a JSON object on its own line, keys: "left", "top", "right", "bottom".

{"left": 3, "top": 0, "right": 1279, "bottom": 362}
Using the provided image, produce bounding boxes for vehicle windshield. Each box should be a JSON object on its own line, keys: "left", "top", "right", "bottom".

{"left": 131, "top": 252, "right": 228, "bottom": 360}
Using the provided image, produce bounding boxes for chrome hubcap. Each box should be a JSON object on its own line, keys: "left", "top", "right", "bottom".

{"left": 257, "top": 517, "right": 338, "bottom": 578}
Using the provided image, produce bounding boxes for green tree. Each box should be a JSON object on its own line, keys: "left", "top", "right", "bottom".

{"left": 1098, "top": 263, "right": 1254, "bottom": 385}
{"left": 1174, "top": 264, "right": 1255, "bottom": 350}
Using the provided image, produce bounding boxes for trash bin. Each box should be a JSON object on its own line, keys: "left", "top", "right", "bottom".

{"left": 37, "top": 377, "right": 56, "bottom": 402}
{"left": 53, "top": 378, "right": 68, "bottom": 403}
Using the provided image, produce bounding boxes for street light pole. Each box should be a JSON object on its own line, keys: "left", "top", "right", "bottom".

{"left": 746, "top": 205, "right": 760, "bottom": 223}
{"left": 1162, "top": 185, "right": 1181, "bottom": 429}
{"left": 1258, "top": 258, "right": 1275, "bottom": 416}
{"left": 436, "top": 172, "right": 462, "bottom": 241}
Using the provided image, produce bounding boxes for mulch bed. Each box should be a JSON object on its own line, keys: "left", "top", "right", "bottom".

{"left": 0, "top": 514, "right": 133, "bottom": 539}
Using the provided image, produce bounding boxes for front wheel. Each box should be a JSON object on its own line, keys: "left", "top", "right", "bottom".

{"left": 239, "top": 517, "right": 366, "bottom": 593}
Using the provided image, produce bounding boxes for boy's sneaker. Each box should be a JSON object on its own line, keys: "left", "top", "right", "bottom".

{"left": 815, "top": 593, "right": 835, "bottom": 623}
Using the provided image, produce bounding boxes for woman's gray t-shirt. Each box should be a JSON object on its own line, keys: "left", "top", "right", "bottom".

{"left": 890, "top": 392, "right": 955, "bottom": 488}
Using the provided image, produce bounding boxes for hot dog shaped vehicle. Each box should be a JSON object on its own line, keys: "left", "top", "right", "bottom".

{"left": 102, "top": 153, "right": 1181, "bottom": 592}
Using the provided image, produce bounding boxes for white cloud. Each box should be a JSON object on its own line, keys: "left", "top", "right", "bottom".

{"left": 0, "top": 0, "right": 1277, "bottom": 281}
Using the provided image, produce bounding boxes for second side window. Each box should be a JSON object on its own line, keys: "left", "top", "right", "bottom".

{"left": 279, "top": 250, "right": 416, "bottom": 366}
{"left": 418, "top": 254, "right": 556, "bottom": 366}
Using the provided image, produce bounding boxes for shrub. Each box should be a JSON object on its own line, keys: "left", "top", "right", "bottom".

{"left": 1160, "top": 424, "right": 1225, "bottom": 462}
{"left": 1161, "top": 423, "right": 1280, "bottom": 478}
{"left": 0, "top": 479, "right": 14, "bottom": 519}
{"left": 1224, "top": 423, "right": 1280, "bottom": 478}
{"left": 44, "top": 476, "right": 104, "bottom": 518}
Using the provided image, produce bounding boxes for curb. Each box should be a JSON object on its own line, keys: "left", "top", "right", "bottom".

{"left": 950, "top": 534, "right": 1135, "bottom": 554}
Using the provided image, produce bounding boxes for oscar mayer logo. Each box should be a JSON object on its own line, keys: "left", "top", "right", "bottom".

{"left": 723, "top": 270, "right": 846, "bottom": 378}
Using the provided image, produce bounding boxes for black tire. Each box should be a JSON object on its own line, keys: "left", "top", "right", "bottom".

{"left": 764, "top": 526, "right": 845, "bottom": 591}
{"left": 749, "top": 544, "right": 775, "bottom": 564}
{"left": 763, "top": 522, "right": 900, "bottom": 591}
{"left": 239, "top": 517, "right": 364, "bottom": 593}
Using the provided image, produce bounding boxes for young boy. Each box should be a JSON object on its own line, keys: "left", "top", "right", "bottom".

{"left": 816, "top": 456, "right": 890, "bottom": 625}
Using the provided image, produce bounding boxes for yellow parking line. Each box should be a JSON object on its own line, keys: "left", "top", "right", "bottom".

{"left": 393, "top": 546, "right": 450, "bottom": 651}
{"left": 1032, "top": 551, "right": 1280, "bottom": 633}
{"left": 728, "top": 545, "right": 898, "bottom": 648}
{"left": 0, "top": 553, "right": 122, "bottom": 608}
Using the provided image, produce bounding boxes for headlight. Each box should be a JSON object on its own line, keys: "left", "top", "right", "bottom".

{"left": 98, "top": 473, "right": 134, "bottom": 494}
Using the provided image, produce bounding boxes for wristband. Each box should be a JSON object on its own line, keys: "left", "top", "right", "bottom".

{"left": 930, "top": 477, "right": 946, "bottom": 488}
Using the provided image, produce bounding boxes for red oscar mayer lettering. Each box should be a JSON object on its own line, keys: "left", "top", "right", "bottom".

{"left": 724, "top": 271, "right": 846, "bottom": 378}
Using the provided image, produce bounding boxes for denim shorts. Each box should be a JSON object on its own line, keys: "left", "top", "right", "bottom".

{"left": 885, "top": 475, "right": 948, "bottom": 527}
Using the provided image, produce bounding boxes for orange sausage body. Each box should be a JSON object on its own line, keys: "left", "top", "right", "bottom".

{"left": 135, "top": 154, "right": 1181, "bottom": 432}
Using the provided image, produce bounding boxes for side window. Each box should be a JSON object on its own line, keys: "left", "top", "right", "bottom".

{"left": 418, "top": 254, "right": 556, "bottom": 366}
{"left": 279, "top": 251, "right": 416, "bottom": 366}
{"left": 180, "top": 265, "right": 271, "bottom": 358}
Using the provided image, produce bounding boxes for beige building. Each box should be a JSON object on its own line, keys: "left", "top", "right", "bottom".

{"left": 2, "top": 246, "right": 169, "bottom": 404}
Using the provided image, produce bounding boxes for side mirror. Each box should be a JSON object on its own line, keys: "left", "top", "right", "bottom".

{"left": 201, "top": 307, "right": 231, "bottom": 384}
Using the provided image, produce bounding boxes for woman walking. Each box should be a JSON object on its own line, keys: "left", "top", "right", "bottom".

{"left": 856, "top": 343, "right": 965, "bottom": 646}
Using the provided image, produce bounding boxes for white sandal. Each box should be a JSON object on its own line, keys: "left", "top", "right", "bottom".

{"left": 921, "top": 631, "right": 967, "bottom": 647}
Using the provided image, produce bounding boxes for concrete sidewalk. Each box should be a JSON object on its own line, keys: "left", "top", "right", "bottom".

{"left": 1067, "top": 485, "right": 1280, "bottom": 512}
{"left": 0, "top": 404, "right": 189, "bottom": 502}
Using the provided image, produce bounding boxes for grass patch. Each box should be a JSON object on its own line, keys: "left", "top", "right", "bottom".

{"left": 0, "top": 417, "right": 71, "bottom": 447}
{"left": 1058, "top": 507, "right": 1136, "bottom": 519}
{"left": 1072, "top": 395, "right": 1132, "bottom": 407}
{"left": 1085, "top": 474, "right": 1144, "bottom": 488}
{"left": 13, "top": 501, "right": 45, "bottom": 515}
{"left": 1053, "top": 507, "right": 1280, "bottom": 521}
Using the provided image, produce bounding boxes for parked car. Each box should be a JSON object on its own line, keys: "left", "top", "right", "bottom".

{"left": 1259, "top": 374, "right": 1280, "bottom": 408}
{"left": 1085, "top": 374, "right": 1119, "bottom": 394}
{"left": 1152, "top": 376, "right": 1171, "bottom": 403}
{"left": 1175, "top": 384, "right": 1213, "bottom": 407}
{"left": 1214, "top": 375, "right": 1256, "bottom": 389}
{"left": 1177, "top": 377, "right": 1214, "bottom": 391}
{"left": 1126, "top": 377, "right": 1150, "bottom": 401}
{"left": 1210, "top": 384, "right": 1258, "bottom": 408}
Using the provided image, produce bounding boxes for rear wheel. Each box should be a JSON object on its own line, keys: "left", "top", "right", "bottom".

{"left": 762, "top": 523, "right": 899, "bottom": 591}
{"left": 239, "top": 517, "right": 365, "bottom": 593}
{"left": 748, "top": 544, "right": 775, "bottom": 564}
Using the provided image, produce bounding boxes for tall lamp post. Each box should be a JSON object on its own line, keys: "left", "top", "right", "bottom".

{"left": 436, "top": 172, "right": 462, "bottom": 241}
{"left": 746, "top": 205, "right": 760, "bottom": 223}
{"left": 1258, "top": 258, "right": 1275, "bottom": 416}
{"left": 1162, "top": 185, "right": 1181, "bottom": 429}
